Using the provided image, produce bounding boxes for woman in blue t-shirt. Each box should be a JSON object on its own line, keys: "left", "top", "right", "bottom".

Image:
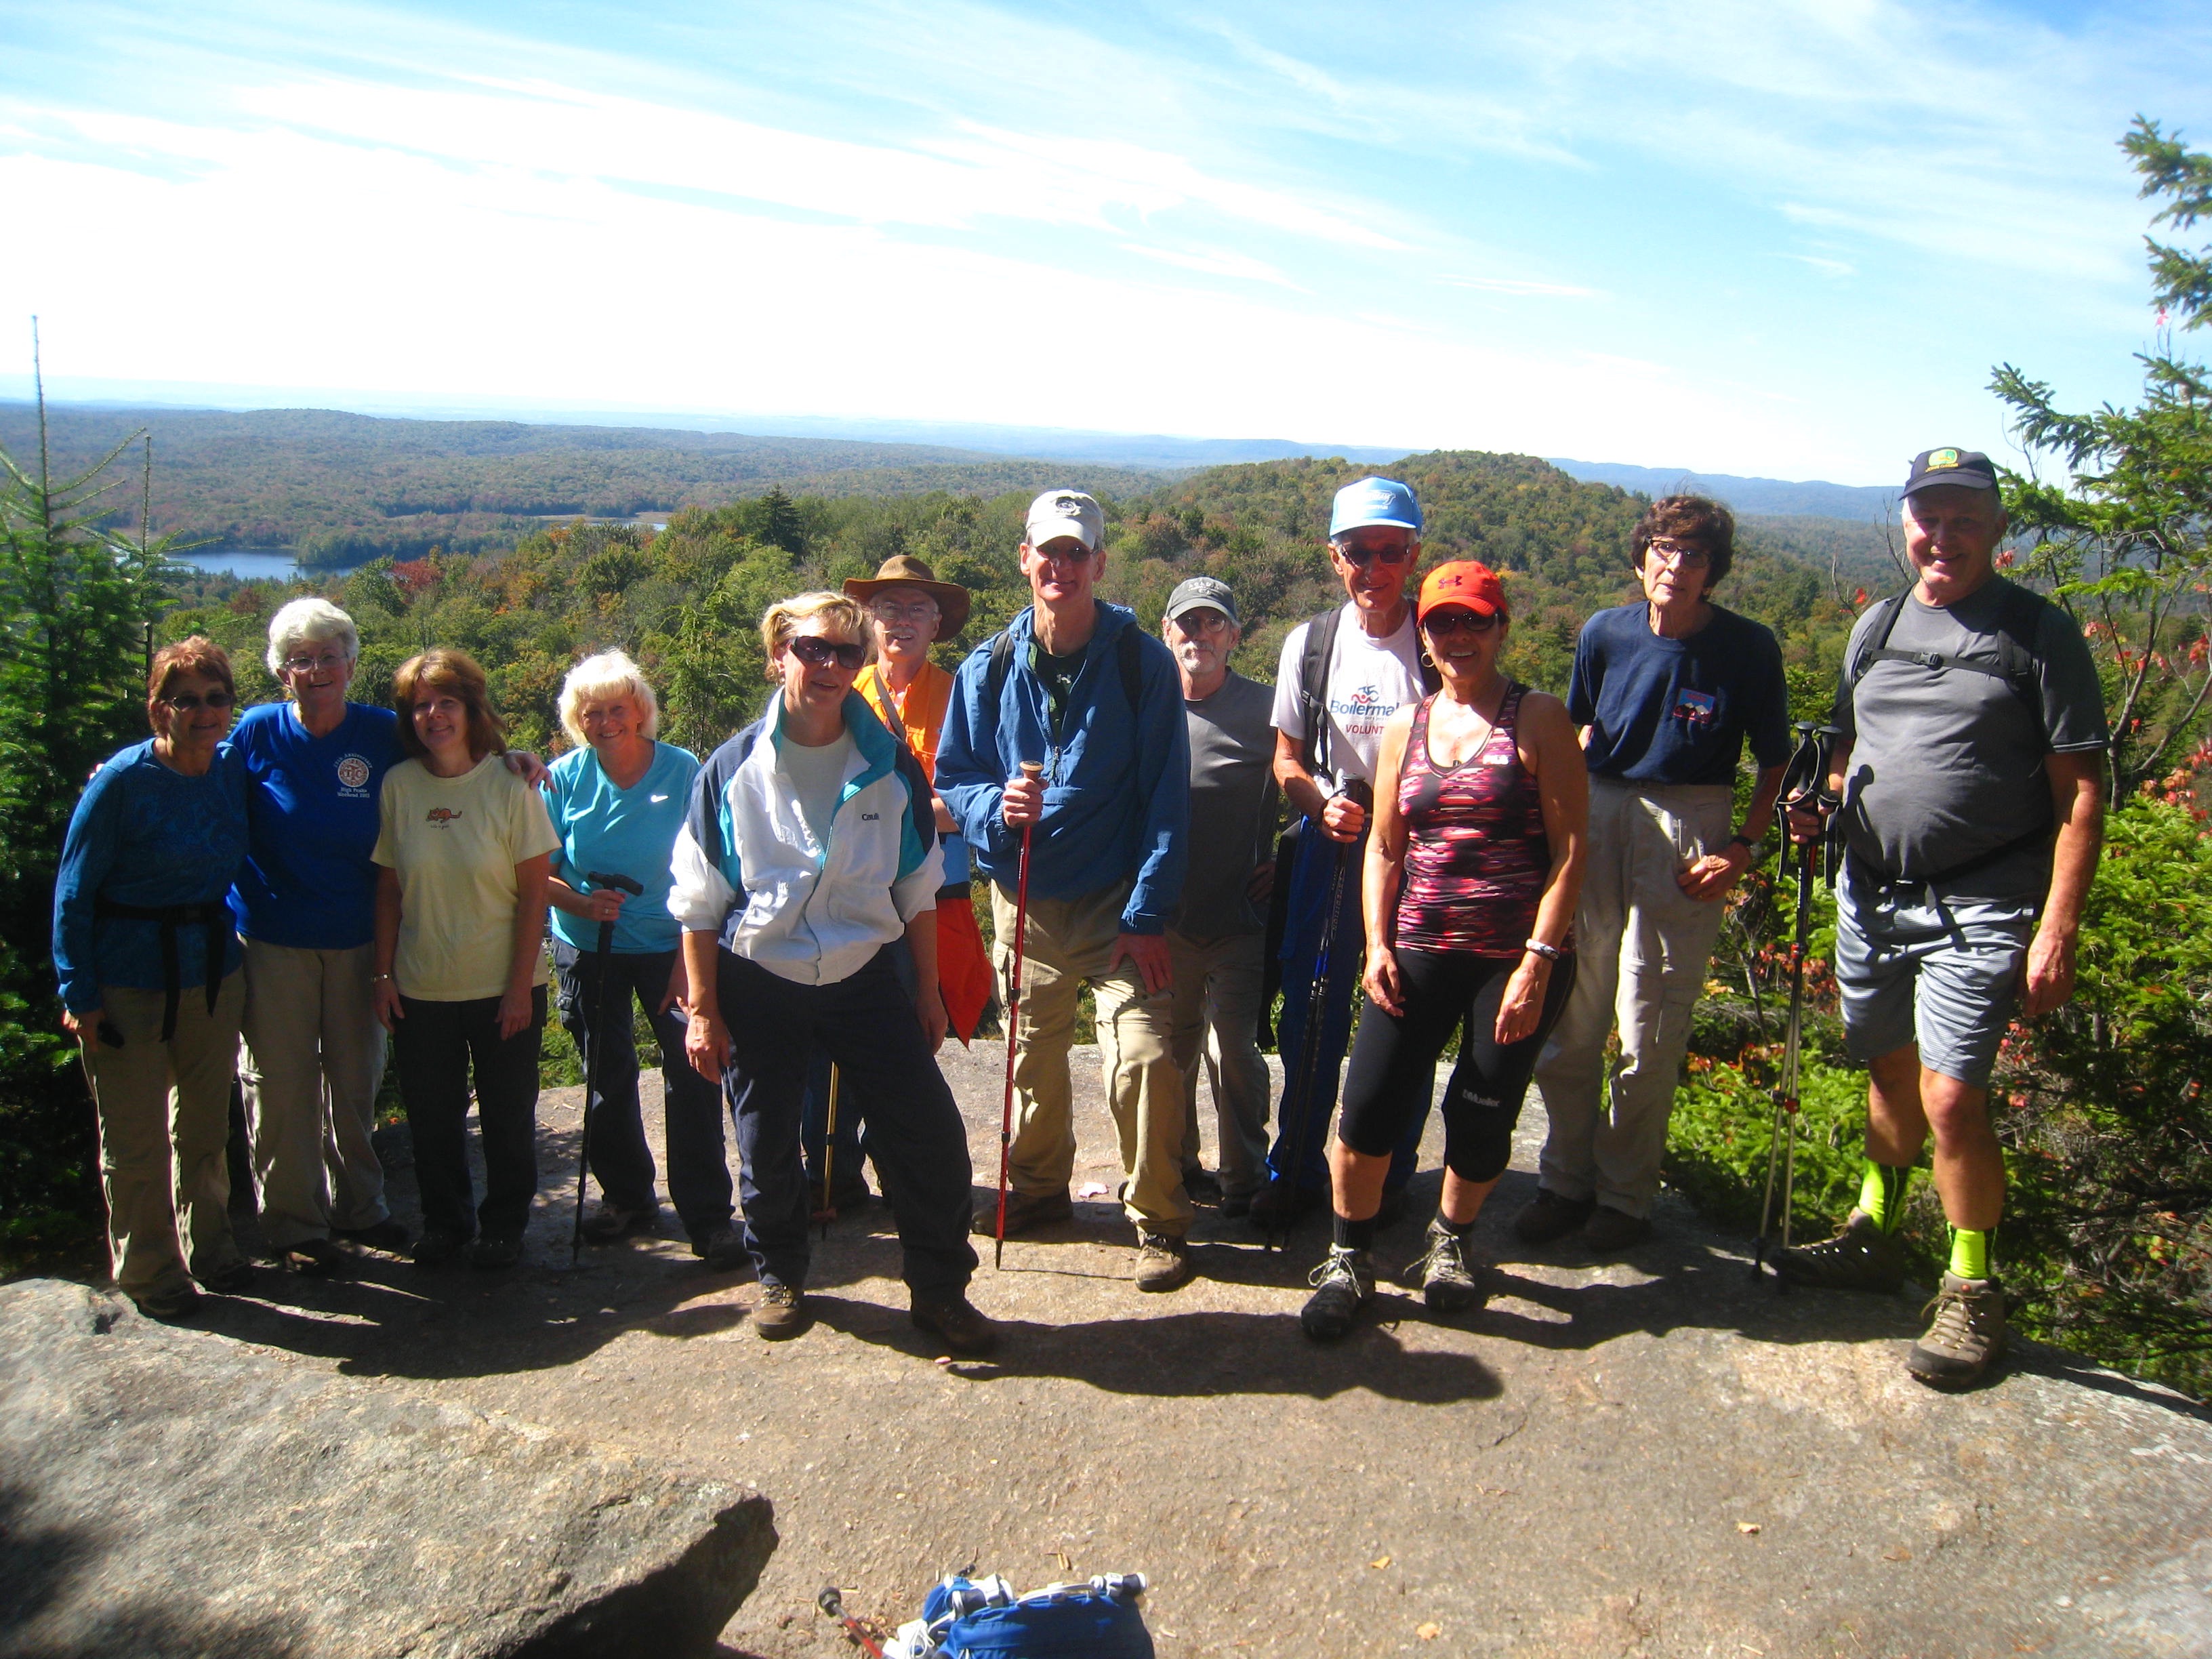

{"left": 544, "top": 652, "right": 736, "bottom": 1267}
{"left": 53, "top": 638, "right": 254, "bottom": 1319}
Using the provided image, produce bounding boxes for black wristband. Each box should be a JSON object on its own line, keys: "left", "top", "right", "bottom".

{"left": 1729, "top": 833, "right": 1759, "bottom": 852}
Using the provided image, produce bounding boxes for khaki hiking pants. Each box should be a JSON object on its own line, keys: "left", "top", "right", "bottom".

{"left": 85, "top": 971, "right": 247, "bottom": 1299}
{"left": 1167, "top": 928, "right": 1270, "bottom": 1201}
{"left": 1534, "top": 779, "right": 1734, "bottom": 1219}
{"left": 239, "top": 938, "right": 392, "bottom": 1248}
{"left": 992, "top": 881, "right": 1192, "bottom": 1235}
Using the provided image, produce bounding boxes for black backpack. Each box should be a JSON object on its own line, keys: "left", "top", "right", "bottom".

{"left": 983, "top": 608, "right": 1143, "bottom": 722}
{"left": 1841, "top": 580, "right": 2048, "bottom": 730}
{"left": 1292, "top": 603, "right": 1441, "bottom": 781}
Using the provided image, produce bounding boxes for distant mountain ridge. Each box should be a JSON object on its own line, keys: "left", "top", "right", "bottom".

{"left": 1546, "top": 458, "right": 1896, "bottom": 520}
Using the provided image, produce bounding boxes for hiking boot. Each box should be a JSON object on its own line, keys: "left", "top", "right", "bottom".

{"left": 1133, "top": 1230, "right": 1194, "bottom": 1293}
{"left": 754, "top": 1282, "right": 811, "bottom": 1340}
{"left": 1416, "top": 1221, "right": 1487, "bottom": 1313}
{"left": 1248, "top": 1176, "right": 1323, "bottom": 1233}
{"left": 470, "top": 1233, "right": 523, "bottom": 1271}
{"left": 1908, "top": 1273, "right": 2007, "bottom": 1389}
{"left": 1219, "top": 1187, "right": 1258, "bottom": 1220}
{"left": 334, "top": 1218, "right": 411, "bottom": 1254}
{"left": 691, "top": 1222, "right": 748, "bottom": 1273}
{"left": 270, "top": 1236, "right": 348, "bottom": 1278}
{"left": 1773, "top": 1210, "right": 1906, "bottom": 1293}
{"left": 131, "top": 1281, "right": 201, "bottom": 1322}
{"left": 1182, "top": 1166, "right": 1224, "bottom": 1204}
{"left": 1300, "top": 1246, "right": 1375, "bottom": 1341}
{"left": 1580, "top": 1205, "right": 1654, "bottom": 1255}
{"left": 580, "top": 1202, "right": 654, "bottom": 1244}
{"left": 199, "top": 1258, "right": 255, "bottom": 1295}
{"left": 970, "top": 1187, "right": 1072, "bottom": 1237}
{"left": 413, "top": 1226, "right": 470, "bottom": 1269}
{"left": 1513, "top": 1188, "right": 1597, "bottom": 1244}
{"left": 909, "top": 1292, "right": 1000, "bottom": 1357}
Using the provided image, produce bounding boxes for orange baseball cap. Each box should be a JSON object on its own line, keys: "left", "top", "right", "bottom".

{"left": 1416, "top": 560, "right": 1507, "bottom": 622}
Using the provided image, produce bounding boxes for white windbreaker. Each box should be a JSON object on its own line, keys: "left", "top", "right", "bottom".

{"left": 668, "top": 692, "right": 943, "bottom": 985}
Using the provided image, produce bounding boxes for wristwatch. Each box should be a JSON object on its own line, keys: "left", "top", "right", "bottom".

{"left": 1729, "top": 833, "right": 1759, "bottom": 853}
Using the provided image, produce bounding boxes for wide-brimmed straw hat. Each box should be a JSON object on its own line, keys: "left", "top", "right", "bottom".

{"left": 842, "top": 554, "right": 972, "bottom": 636}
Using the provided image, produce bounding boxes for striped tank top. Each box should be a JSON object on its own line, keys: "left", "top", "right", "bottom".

{"left": 1395, "top": 684, "right": 1551, "bottom": 956}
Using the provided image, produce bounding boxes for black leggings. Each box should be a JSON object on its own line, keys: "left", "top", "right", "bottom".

{"left": 1338, "top": 949, "right": 1576, "bottom": 1185}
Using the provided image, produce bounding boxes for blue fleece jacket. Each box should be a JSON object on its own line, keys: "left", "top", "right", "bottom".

{"left": 935, "top": 600, "right": 1189, "bottom": 933}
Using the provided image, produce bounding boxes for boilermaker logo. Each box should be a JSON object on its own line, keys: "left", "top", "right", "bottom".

{"left": 335, "top": 754, "right": 372, "bottom": 796}
{"left": 425, "top": 807, "right": 462, "bottom": 825}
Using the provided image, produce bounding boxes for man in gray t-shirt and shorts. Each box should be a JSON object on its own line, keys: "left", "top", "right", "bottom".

{"left": 1782, "top": 447, "right": 2107, "bottom": 1390}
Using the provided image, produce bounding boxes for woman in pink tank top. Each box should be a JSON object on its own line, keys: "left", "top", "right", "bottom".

{"left": 1299, "top": 561, "right": 1589, "bottom": 1342}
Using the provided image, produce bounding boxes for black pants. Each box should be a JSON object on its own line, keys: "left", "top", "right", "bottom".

{"left": 1338, "top": 949, "right": 1577, "bottom": 1185}
{"left": 715, "top": 945, "right": 977, "bottom": 1298}
{"left": 553, "top": 942, "right": 735, "bottom": 1237}
{"left": 393, "top": 988, "right": 546, "bottom": 1240}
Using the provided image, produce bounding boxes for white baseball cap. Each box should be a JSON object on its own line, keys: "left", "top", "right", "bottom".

{"left": 1025, "top": 489, "right": 1105, "bottom": 553}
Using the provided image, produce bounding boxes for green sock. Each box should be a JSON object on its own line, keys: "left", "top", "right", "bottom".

{"left": 1856, "top": 1159, "right": 1912, "bottom": 1232}
{"left": 1948, "top": 1227, "right": 1992, "bottom": 1282}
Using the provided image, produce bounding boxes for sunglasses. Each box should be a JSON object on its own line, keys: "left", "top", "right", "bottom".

{"left": 161, "top": 689, "right": 238, "bottom": 712}
{"left": 1422, "top": 609, "right": 1500, "bottom": 636}
{"left": 787, "top": 635, "right": 866, "bottom": 671}
{"left": 1332, "top": 541, "right": 1416, "bottom": 568}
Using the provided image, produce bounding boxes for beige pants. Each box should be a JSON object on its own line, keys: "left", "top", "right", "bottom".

{"left": 1534, "top": 779, "right": 1734, "bottom": 1218}
{"left": 85, "top": 972, "right": 247, "bottom": 1298}
{"left": 993, "top": 882, "right": 1191, "bottom": 1235}
{"left": 1167, "top": 928, "right": 1270, "bottom": 1199}
{"left": 239, "top": 938, "right": 390, "bottom": 1247}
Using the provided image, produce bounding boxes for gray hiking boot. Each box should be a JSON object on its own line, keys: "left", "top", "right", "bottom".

{"left": 1772, "top": 1210, "right": 1907, "bottom": 1293}
{"left": 1908, "top": 1273, "right": 2007, "bottom": 1389}
{"left": 1300, "top": 1246, "right": 1375, "bottom": 1341}
{"left": 1416, "top": 1221, "right": 1487, "bottom": 1313}
{"left": 1134, "top": 1230, "right": 1194, "bottom": 1293}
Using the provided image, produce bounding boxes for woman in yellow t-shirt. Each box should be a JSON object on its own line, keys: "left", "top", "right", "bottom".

{"left": 371, "top": 650, "right": 559, "bottom": 1270}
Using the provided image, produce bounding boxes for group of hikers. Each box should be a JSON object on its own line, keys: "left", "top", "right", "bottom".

{"left": 54, "top": 447, "right": 2106, "bottom": 1389}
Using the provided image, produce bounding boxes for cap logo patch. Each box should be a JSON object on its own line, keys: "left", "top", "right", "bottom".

{"left": 1929, "top": 448, "right": 1961, "bottom": 469}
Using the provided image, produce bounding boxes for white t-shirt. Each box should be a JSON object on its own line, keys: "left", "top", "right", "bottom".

{"left": 371, "top": 754, "right": 560, "bottom": 1002}
{"left": 1269, "top": 604, "right": 1428, "bottom": 785}
{"left": 778, "top": 729, "right": 855, "bottom": 855}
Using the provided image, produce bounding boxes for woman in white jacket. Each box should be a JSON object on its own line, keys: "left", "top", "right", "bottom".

{"left": 672, "top": 592, "right": 996, "bottom": 1354}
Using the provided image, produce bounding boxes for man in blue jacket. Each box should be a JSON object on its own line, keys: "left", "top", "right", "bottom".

{"left": 937, "top": 489, "right": 1195, "bottom": 1292}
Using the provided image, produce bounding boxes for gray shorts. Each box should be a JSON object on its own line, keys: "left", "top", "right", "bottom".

{"left": 1832, "top": 859, "right": 2036, "bottom": 1089}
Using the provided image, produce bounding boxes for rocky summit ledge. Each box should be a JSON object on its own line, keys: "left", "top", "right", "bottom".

{"left": 0, "top": 1278, "right": 775, "bottom": 1659}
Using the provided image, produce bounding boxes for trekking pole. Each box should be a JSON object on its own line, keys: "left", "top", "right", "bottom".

{"left": 1273, "top": 796, "right": 1355, "bottom": 1252}
{"left": 815, "top": 1064, "right": 842, "bottom": 1239}
{"left": 572, "top": 871, "right": 644, "bottom": 1264}
{"left": 817, "top": 1585, "right": 886, "bottom": 1658}
{"left": 993, "top": 761, "right": 1045, "bottom": 1270}
{"left": 1752, "top": 724, "right": 1837, "bottom": 1286}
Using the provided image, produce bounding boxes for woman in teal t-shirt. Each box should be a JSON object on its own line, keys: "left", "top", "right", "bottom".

{"left": 544, "top": 652, "right": 735, "bottom": 1267}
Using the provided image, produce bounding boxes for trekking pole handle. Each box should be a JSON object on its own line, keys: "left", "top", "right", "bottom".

{"left": 586, "top": 870, "right": 645, "bottom": 897}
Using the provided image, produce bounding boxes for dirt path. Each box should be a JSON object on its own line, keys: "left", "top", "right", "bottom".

{"left": 173, "top": 1040, "right": 2211, "bottom": 1658}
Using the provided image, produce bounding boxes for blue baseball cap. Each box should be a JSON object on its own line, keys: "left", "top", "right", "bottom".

{"left": 1330, "top": 476, "right": 1422, "bottom": 539}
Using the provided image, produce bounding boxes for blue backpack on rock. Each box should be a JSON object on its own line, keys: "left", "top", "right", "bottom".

{"left": 884, "top": 1572, "right": 1153, "bottom": 1658}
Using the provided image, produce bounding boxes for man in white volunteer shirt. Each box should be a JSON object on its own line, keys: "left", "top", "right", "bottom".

{"left": 1254, "top": 476, "right": 1436, "bottom": 1231}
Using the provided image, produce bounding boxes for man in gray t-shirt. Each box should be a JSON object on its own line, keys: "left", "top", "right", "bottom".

{"left": 1780, "top": 447, "right": 2107, "bottom": 1391}
{"left": 1162, "top": 577, "right": 1280, "bottom": 1212}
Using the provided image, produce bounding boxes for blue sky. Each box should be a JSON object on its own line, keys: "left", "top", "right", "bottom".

{"left": 2, "top": 0, "right": 2207, "bottom": 481}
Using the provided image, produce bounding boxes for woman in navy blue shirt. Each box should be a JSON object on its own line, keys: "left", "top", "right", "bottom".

{"left": 54, "top": 637, "right": 253, "bottom": 1319}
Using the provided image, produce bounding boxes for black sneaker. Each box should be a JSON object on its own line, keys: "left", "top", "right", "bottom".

{"left": 413, "top": 1227, "right": 470, "bottom": 1268}
{"left": 970, "top": 1187, "right": 1073, "bottom": 1237}
{"left": 691, "top": 1222, "right": 748, "bottom": 1273}
{"left": 1774, "top": 1210, "right": 1907, "bottom": 1293}
{"left": 1300, "top": 1246, "right": 1375, "bottom": 1341}
{"left": 1248, "top": 1176, "right": 1324, "bottom": 1233}
{"left": 909, "top": 1292, "right": 1000, "bottom": 1357}
{"left": 1513, "top": 1188, "right": 1597, "bottom": 1244}
{"left": 1580, "top": 1206, "right": 1654, "bottom": 1254}
{"left": 1416, "top": 1221, "right": 1487, "bottom": 1313}
{"left": 1182, "top": 1166, "right": 1225, "bottom": 1204}
{"left": 754, "top": 1282, "right": 811, "bottom": 1340}
{"left": 470, "top": 1233, "right": 523, "bottom": 1271}
{"left": 1219, "top": 1187, "right": 1258, "bottom": 1220}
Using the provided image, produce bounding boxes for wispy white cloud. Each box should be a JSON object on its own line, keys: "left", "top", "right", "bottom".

{"left": 1118, "top": 243, "right": 1304, "bottom": 289}
{"left": 1437, "top": 274, "right": 1603, "bottom": 300}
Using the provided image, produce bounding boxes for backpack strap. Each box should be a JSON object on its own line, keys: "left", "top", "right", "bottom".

{"left": 982, "top": 605, "right": 1144, "bottom": 729}
{"left": 1296, "top": 605, "right": 1343, "bottom": 779}
{"left": 1845, "top": 583, "right": 2047, "bottom": 729}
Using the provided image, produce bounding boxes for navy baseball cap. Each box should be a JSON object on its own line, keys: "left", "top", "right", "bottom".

{"left": 1329, "top": 476, "right": 1422, "bottom": 539}
{"left": 1902, "top": 447, "right": 2000, "bottom": 497}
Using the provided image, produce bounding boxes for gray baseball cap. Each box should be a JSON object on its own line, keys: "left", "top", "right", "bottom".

{"left": 1164, "top": 575, "right": 1239, "bottom": 626}
{"left": 1024, "top": 489, "right": 1105, "bottom": 552}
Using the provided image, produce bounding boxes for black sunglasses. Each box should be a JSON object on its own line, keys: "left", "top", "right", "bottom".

{"left": 1332, "top": 541, "right": 1416, "bottom": 568}
{"left": 787, "top": 635, "right": 866, "bottom": 671}
{"left": 1422, "top": 609, "right": 1500, "bottom": 636}
{"left": 162, "top": 689, "right": 238, "bottom": 712}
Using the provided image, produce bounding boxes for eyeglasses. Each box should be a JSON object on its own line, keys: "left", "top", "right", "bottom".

{"left": 1646, "top": 539, "right": 1712, "bottom": 569}
{"left": 1168, "top": 609, "right": 1232, "bottom": 634}
{"left": 1422, "top": 609, "right": 1500, "bottom": 637}
{"left": 870, "top": 598, "right": 941, "bottom": 625}
{"left": 162, "top": 689, "right": 237, "bottom": 712}
{"left": 281, "top": 651, "right": 348, "bottom": 675}
{"left": 1331, "top": 540, "right": 1416, "bottom": 568}
{"left": 787, "top": 635, "right": 866, "bottom": 671}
